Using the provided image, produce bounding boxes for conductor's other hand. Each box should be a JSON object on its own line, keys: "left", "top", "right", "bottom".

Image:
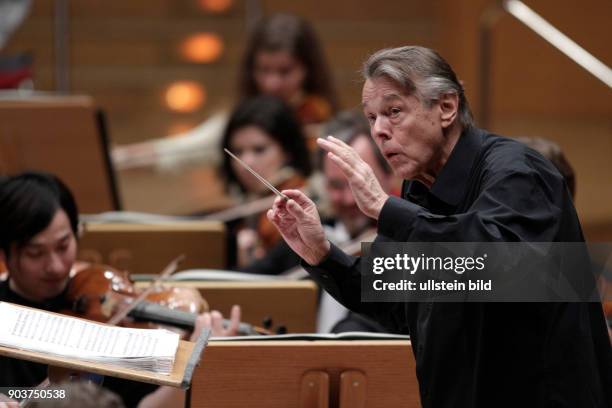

{"left": 267, "top": 189, "right": 330, "bottom": 266}
{"left": 318, "top": 136, "right": 389, "bottom": 220}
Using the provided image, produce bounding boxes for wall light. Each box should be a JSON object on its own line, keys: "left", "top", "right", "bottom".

{"left": 165, "top": 81, "right": 206, "bottom": 113}
{"left": 198, "top": 0, "right": 233, "bottom": 13}
{"left": 180, "top": 32, "right": 224, "bottom": 63}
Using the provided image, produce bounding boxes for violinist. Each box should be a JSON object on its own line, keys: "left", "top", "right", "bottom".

{"left": 0, "top": 172, "right": 240, "bottom": 407}
{"left": 320, "top": 111, "right": 395, "bottom": 244}
{"left": 220, "top": 95, "right": 312, "bottom": 268}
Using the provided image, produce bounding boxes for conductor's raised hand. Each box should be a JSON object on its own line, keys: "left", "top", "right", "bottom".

{"left": 267, "top": 189, "right": 330, "bottom": 266}
{"left": 318, "top": 135, "right": 389, "bottom": 220}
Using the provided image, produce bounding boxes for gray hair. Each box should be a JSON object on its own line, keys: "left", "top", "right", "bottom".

{"left": 362, "top": 46, "right": 474, "bottom": 129}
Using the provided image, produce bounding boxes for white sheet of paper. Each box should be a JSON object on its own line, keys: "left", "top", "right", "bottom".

{"left": 0, "top": 301, "right": 180, "bottom": 374}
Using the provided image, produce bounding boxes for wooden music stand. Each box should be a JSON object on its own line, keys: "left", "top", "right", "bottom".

{"left": 0, "top": 94, "right": 120, "bottom": 212}
{"left": 78, "top": 221, "right": 226, "bottom": 273}
{"left": 0, "top": 340, "right": 202, "bottom": 388}
{"left": 189, "top": 340, "right": 420, "bottom": 408}
{"left": 0, "top": 303, "right": 209, "bottom": 388}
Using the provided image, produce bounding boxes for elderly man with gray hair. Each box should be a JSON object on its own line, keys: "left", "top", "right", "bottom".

{"left": 267, "top": 46, "right": 611, "bottom": 408}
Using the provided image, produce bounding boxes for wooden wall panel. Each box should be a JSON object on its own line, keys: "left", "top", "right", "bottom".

{"left": 2, "top": 0, "right": 609, "bottom": 233}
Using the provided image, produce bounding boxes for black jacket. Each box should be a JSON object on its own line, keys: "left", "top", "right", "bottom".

{"left": 305, "top": 127, "right": 612, "bottom": 408}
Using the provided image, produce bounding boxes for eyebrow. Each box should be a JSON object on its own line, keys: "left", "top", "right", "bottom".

{"left": 362, "top": 93, "right": 404, "bottom": 108}
{"left": 27, "top": 232, "right": 72, "bottom": 247}
{"left": 383, "top": 93, "right": 403, "bottom": 101}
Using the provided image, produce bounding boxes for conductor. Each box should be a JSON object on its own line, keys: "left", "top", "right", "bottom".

{"left": 267, "top": 46, "right": 611, "bottom": 408}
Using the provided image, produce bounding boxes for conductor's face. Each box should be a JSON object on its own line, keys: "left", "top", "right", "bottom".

{"left": 362, "top": 76, "right": 448, "bottom": 186}
{"left": 5, "top": 209, "right": 76, "bottom": 302}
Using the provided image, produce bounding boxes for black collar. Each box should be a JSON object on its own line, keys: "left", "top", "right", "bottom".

{"left": 0, "top": 278, "right": 71, "bottom": 311}
{"left": 405, "top": 126, "right": 483, "bottom": 209}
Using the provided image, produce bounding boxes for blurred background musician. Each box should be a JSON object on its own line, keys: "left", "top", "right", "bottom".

{"left": 112, "top": 13, "right": 338, "bottom": 173}
{"left": 315, "top": 110, "right": 393, "bottom": 333}
{"left": 515, "top": 136, "right": 576, "bottom": 199}
{"left": 516, "top": 136, "right": 611, "bottom": 342}
{"left": 218, "top": 95, "right": 313, "bottom": 268}
{"left": 239, "top": 109, "right": 395, "bottom": 274}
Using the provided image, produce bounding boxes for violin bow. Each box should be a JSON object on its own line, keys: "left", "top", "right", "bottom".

{"left": 18, "top": 255, "right": 187, "bottom": 407}
{"left": 107, "top": 254, "right": 185, "bottom": 325}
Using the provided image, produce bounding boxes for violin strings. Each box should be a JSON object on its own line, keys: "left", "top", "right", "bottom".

{"left": 106, "top": 254, "right": 185, "bottom": 325}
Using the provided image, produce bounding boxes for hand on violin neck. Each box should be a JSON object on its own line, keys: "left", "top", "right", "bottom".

{"left": 191, "top": 304, "right": 242, "bottom": 340}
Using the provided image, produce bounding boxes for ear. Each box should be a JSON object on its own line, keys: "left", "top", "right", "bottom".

{"left": 438, "top": 93, "right": 459, "bottom": 129}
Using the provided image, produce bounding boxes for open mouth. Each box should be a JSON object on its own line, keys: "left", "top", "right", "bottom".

{"left": 385, "top": 152, "right": 398, "bottom": 160}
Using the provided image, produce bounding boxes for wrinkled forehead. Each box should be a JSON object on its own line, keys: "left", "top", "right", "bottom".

{"left": 361, "top": 77, "right": 410, "bottom": 107}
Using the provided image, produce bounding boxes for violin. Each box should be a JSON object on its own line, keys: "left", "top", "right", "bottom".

{"left": 16, "top": 259, "right": 269, "bottom": 405}
{"left": 64, "top": 262, "right": 265, "bottom": 337}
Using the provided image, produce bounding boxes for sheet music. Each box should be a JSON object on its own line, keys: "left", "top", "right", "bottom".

{"left": 0, "top": 302, "right": 180, "bottom": 374}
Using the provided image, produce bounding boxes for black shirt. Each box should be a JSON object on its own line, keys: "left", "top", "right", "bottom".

{"left": 0, "top": 279, "right": 158, "bottom": 407}
{"left": 305, "top": 127, "right": 612, "bottom": 408}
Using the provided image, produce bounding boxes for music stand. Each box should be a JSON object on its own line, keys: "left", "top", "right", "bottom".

{"left": 0, "top": 93, "right": 120, "bottom": 212}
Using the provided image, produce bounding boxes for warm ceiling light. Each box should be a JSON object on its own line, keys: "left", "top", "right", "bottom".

{"left": 180, "top": 33, "right": 224, "bottom": 63}
{"left": 165, "top": 81, "right": 206, "bottom": 113}
{"left": 198, "top": 0, "right": 233, "bottom": 13}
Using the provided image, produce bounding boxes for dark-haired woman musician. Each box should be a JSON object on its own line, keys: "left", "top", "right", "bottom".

{"left": 219, "top": 96, "right": 312, "bottom": 268}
